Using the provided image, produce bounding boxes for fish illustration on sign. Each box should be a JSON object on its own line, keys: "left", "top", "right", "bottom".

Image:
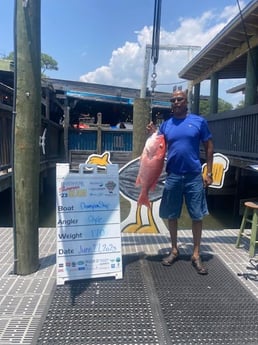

{"left": 119, "top": 155, "right": 167, "bottom": 233}
{"left": 86, "top": 152, "right": 111, "bottom": 168}
{"left": 135, "top": 132, "right": 166, "bottom": 208}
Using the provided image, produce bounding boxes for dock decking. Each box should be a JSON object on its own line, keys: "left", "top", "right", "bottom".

{"left": 0, "top": 227, "right": 257, "bottom": 344}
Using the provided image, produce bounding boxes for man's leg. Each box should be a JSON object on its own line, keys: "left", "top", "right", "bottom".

{"left": 191, "top": 219, "right": 208, "bottom": 274}
{"left": 159, "top": 173, "right": 182, "bottom": 266}
{"left": 162, "top": 219, "right": 179, "bottom": 266}
{"left": 168, "top": 218, "right": 179, "bottom": 254}
{"left": 192, "top": 219, "right": 202, "bottom": 259}
{"left": 184, "top": 174, "right": 208, "bottom": 274}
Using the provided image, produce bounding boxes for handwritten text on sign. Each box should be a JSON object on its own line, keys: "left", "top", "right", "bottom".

{"left": 56, "top": 163, "right": 122, "bottom": 285}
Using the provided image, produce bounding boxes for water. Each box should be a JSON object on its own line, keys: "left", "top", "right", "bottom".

{"left": 121, "top": 194, "right": 241, "bottom": 230}
{"left": 0, "top": 187, "right": 56, "bottom": 227}
{"left": 0, "top": 183, "right": 241, "bottom": 230}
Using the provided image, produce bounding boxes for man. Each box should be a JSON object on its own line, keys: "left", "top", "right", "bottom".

{"left": 148, "top": 90, "right": 213, "bottom": 274}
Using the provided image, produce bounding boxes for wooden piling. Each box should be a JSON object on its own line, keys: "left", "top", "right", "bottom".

{"left": 132, "top": 98, "right": 151, "bottom": 159}
{"left": 13, "top": 0, "right": 41, "bottom": 274}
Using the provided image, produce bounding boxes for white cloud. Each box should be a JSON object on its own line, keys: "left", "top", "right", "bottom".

{"left": 80, "top": 35, "right": 146, "bottom": 87}
{"left": 79, "top": 3, "right": 246, "bottom": 106}
{"left": 220, "top": 1, "right": 245, "bottom": 21}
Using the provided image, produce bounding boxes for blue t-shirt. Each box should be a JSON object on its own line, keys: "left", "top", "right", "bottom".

{"left": 159, "top": 114, "right": 212, "bottom": 174}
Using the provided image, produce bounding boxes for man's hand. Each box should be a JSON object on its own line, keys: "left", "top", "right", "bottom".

{"left": 203, "top": 175, "right": 213, "bottom": 188}
{"left": 146, "top": 121, "right": 157, "bottom": 134}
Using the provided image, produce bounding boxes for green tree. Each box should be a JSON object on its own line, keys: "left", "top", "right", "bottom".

{"left": 199, "top": 99, "right": 209, "bottom": 116}
{"left": 218, "top": 98, "right": 233, "bottom": 113}
{"left": 41, "top": 53, "right": 58, "bottom": 75}
{"left": 199, "top": 97, "right": 233, "bottom": 116}
{"left": 3, "top": 51, "right": 58, "bottom": 76}
{"left": 235, "top": 100, "right": 245, "bottom": 109}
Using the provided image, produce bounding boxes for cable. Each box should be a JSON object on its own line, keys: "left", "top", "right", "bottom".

{"left": 237, "top": 259, "right": 258, "bottom": 281}
{"left": 156, "top": 81, "right": 187, "bottom": 86}
{"left": 236, "top": 0, "right": 256, "bottom": 71}
{"left": 151, "top": 0, "right": 162, "bottom": 66}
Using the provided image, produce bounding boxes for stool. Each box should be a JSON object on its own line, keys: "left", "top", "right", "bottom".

{"left": 236, "top": 201, "right": 258, "bottom": 257}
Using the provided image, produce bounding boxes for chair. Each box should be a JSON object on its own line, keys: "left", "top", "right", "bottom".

{"left": 236, "top": 201, "right": 258, "bottom": 257}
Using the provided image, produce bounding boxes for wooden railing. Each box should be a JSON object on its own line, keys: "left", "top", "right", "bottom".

{"left": 0, "top": 111, "right": 64, "bottom": 173}
{"left": 41, "top": 118, "right": 64, "bottom": 160}
{"left": 0, "top": 109, "right": 12, "bottom": 171}
{"left": 207, "top": 104, "right": 258, "bottom": 163}
{"left": 1, "top": 104, "right": 258, "bottom": 175}
{"left": 68, "top": 106, "right": 258, "bottom": 166}
{"left": 68, "top": 127, "right": 133, "bottom": 153}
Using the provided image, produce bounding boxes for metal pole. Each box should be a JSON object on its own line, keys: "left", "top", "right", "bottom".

{"left": 140, "top": 46, "right": 151, "bottom": 98}
{"left": 140, "top": 45, "right": 201, "bottom": 99}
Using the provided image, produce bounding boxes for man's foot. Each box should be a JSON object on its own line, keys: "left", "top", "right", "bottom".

{"left": 191, "top": 256, "right": 208, "bottom": 275}
{"left": 162, "top": 251, "right": 179, "bottom": 266}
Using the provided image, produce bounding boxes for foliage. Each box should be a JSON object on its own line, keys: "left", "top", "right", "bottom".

{"left": 3, "top": 52, "right": 58, "bottom": 76}
{"left": 41, "top": 53, "right": 58, "bottom": 76}
{"left": 4, "top": 52, "right": 14, "bottom": 60}
{"left": 235, "top": 100, "right": 245, "bottom": 109}
{"left": 199, "top": 97, "right": 233, "bottom": 116}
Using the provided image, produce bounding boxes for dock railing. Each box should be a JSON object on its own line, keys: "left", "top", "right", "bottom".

{"left": 207, "top": 104, "right": 258, "bottom": 164}
{"left": 68, "top": 105, "right": 258, "bottom": 166}
{"left": 68, "top": 126, "right": 133, "bottom": 153}
{"left": 1, "top": 105, "right": 258, "bottom": 174}
{"left": 0, "top": 113, "right": 64, "bottom": 174}
{"left": 0, "top": 110, "right": 12, "bottom": 172}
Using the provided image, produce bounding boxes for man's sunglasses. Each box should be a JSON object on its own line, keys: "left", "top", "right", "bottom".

{"left": 170, "top": 97, "right": 185, "bottom": 103}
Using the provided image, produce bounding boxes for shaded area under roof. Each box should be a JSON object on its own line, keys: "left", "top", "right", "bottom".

{"left": 42, "top": 78, "right": 173, "bottom": 126}
{"left": 179, "top": 0, "right": 258, "bottom": 84}
{"left": 43, "top": 78, "right": 172, "bottom": 108}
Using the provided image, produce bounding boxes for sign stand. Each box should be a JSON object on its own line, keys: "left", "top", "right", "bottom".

{"left": 56, "top": 163, "right": 123, "bottom": 285}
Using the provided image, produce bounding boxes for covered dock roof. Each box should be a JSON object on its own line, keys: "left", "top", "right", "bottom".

{"left": 43, "top": 78, "right": 172, "bottom": 108}
{"left": 179, "top": 0, "right": 258, "bottom": 84}
{"left": 42, "top": 78, "right": 172, "bottom": 126}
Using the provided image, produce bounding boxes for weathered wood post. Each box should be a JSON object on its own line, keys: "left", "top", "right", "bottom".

{"left": 245, "top": 47, "right": 258, "bottom": 106}
{"left": 13, "top": 0, "right": 41, "bottom": 274}
{"left": 132, "top": 98, "right": 151, "bottom": 159}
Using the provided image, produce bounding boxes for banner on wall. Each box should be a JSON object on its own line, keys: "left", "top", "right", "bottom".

{"left": 56, "top": 163, "right": 122, "bottom": 285}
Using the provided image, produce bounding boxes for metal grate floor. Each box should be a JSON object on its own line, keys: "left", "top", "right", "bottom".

{"left": 37, "top": 255, "right": 159, "bottom": 345}
{"left": 148, "top": 254, "right": 258, "bottom": 345}
{"left": 37, "top": 254, "right": 258, "bottom": 345}
{"left": 0, "top": 228, "right": 257, "bottom": 344}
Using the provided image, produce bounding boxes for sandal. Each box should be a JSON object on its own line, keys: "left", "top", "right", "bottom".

{"left": 192, "top": 256, "right": 208, "bottom": 275}
{"left": 162, "top": 251, "right": 179, "bottom": 266}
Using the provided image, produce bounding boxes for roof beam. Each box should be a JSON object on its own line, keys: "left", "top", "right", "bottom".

{"left": 183, "top": 34, "right": 258, "bottom": 85}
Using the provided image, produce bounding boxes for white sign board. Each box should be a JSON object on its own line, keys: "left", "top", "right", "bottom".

{"left": 56, "top": 163, "right": 123, "bottom": 285}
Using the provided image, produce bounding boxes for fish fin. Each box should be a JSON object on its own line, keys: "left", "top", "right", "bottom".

{"left": 149, "top": 183, "right": 157, "bottom": 191}
{"left": 135, "top": 174, "right": 141, "bottom": 186}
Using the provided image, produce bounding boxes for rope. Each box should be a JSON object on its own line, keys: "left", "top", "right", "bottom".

{"left": 237, "top": 259, "right": 258, "bottom": 281}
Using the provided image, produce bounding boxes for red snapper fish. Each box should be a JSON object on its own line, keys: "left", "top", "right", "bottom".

{"left": 135, "top": 131, "right": 166, "bottom": 208}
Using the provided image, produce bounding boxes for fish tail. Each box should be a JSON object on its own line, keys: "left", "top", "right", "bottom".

{"left": 137, "top": 191, "right": 151, "bottom": 208}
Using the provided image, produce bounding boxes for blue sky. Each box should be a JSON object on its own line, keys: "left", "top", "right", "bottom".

{"left": 0, "top": 0, "right": 251, "bottom": 106}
